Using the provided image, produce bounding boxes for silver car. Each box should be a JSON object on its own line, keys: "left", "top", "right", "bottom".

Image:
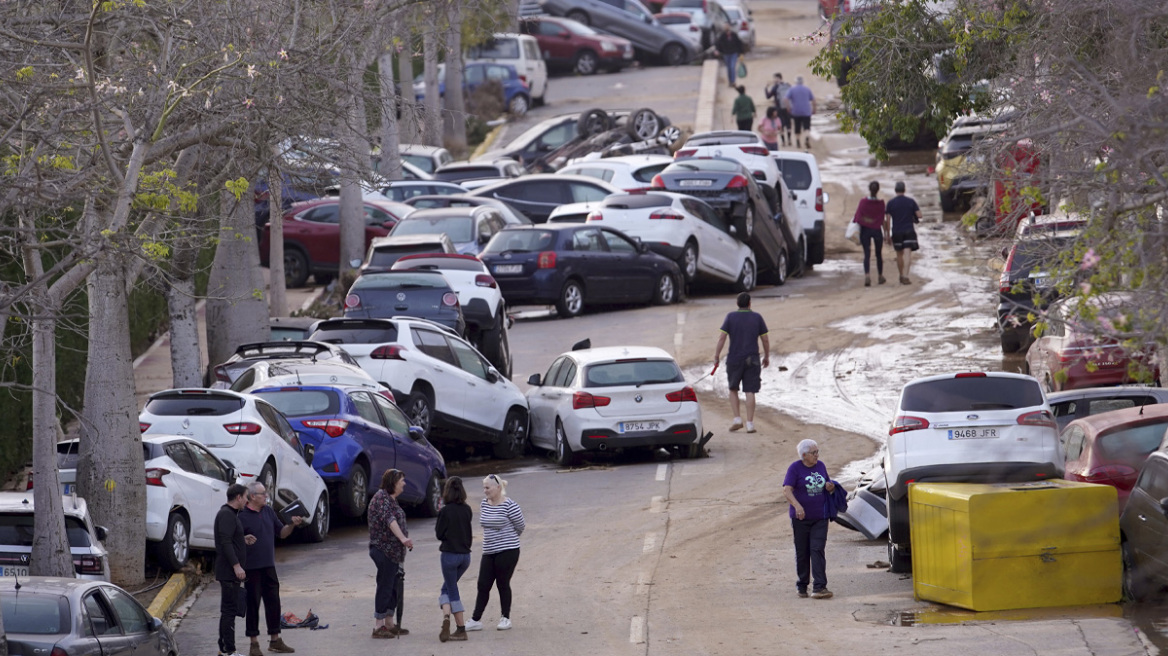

{"left": 536, "top": 0, "right": 696, "bottom": 65}
{"left": 3, "top": 576, "right": 178, "bottom": 656}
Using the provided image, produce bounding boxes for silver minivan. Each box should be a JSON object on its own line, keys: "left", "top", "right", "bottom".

{"left": 537, "top": 0, "right": 697, "bottom": 65}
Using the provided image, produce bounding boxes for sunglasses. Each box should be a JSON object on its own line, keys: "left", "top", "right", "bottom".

{"left": 488, "top": 474, "right": 500, "bottom": 484}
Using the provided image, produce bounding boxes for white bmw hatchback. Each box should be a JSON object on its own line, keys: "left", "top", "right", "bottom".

{"left": 525, "top": 345, "right": 703, "bottom": 465}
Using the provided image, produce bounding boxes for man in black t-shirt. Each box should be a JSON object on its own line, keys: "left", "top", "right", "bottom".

{"left": 885, "top": 181, "right": 922, "bottom": 284}
{"left": 215, "top": 484, "right": 250, "bottom": 656}
{"left": 713, "top": 293, "right": 770, "bottom": 433}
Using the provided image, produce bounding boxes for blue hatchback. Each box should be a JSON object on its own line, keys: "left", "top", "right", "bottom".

{"left": 413, "top": 62, "right": 532, "bottom": 116}
{"left": 254, "top": 385, "right": 446, "bottom": 518}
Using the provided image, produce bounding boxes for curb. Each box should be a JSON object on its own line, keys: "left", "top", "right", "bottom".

{"left": 147, "top": 571, "right": 194, "bottom": 620}
{"left": 695, "top": 59, "right": 721, "bottom": 134}
{"left": 471, "top": 122, "right": 507, "bottom": 160}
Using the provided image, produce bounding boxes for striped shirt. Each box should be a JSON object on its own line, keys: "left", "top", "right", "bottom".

{"left": 480, "top": 497, "right": 524, "bottom": 554}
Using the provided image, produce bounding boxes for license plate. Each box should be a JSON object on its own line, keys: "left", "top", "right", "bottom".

{"left": 2, "top": 566, "right": 29, "bottom": 577}
{"left": 495, "top": 264, "right": 523, "bottom": 274}
{"left": 619, "top": 421, "right": 662, "bottom": 433}
{"left": 948, "top": 428, "right": 999, "bottom": 440}
{"left": 678, "top": 179, "right": 713, "bottom": 187}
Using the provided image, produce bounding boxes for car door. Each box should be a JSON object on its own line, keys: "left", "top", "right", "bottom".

{"left": 103, "top": 586, "right": 162, "bottom": 656}
{"left": 528, "top": 357, "right": 566, "bottom": 445}
{"left": 170, "top": 441, "right": 230, "bottom": 544}
{"left": 599, "top": 228, "right": 657, "bottom": 300}
{"left": 255, "top": 401, "right": 314, "bottom": 505}
{"left": 371, "top": 394, "right": 427, "bottom": 502}
{"left": 1060, "top": 425, "right": 1087, "bottom": 480}
{"left": 682, "top": 197, "right": 738, "bottom": 278}
{"left": 294, "top": 204, "right": 342, "bottom": 266}
{"left": 362, "top": 204, "right": 395, "bottom": 243}
{"left": 1128, "top": 457, "right": 1168, "bottom": 582}
{"left": 463, "top": 64, "right": 486, "bottom": 95}
{"left": 410, "top": 327, "right": 464, "bottom": 419}
{"left": 490, "top": 180, "right": 570, "bottom": 223}
{"left": 772, "top": 155, "right": 817, "bottom": 227}
{"left": 348, "top": 391, "right": 397, "bottom": 497}
{"left": 569, "top": 227, "right": 613, "bottom": 299}
{"left": 82, "top": 590, "right": 135, "bottom": 656}
{"left": 446, "top": 333, "right": 507, "bottom": 433}
{"left": 538, "top": 19, "right": 574, "bottom": 66}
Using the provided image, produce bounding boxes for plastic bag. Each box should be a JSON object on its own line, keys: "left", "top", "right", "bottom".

{"left": 736, "top": 60, "right": 748, "bottom": 79}
{"left": 845, "top": 221, "right": 860, "bottom": 245}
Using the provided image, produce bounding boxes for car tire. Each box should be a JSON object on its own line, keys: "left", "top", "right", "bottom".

{"left": 553, "top": 419, "right": 578, "bottom": 467}
{"left": 652, "top": 273, "right": 677, "bottom": 305}
{"left": 419, "top": 473, "right": 441, "bottom": 518}
{"left": 888, "top": 540, "right": 912, "bottom": 573}
{"left": 259, "top": 463, "right": 276, "bottom": 499}
{"left": 493, "top": 409, "right": 529, "bottom": 459}
{"left": 662, "top": 42, "right": 687, "bottom": 66}
{"left": 734, "top": 259, "right": 756, "bottom": 292}
{"left": 790, "top": 236, "right": 806, "bottom": 278}
{"left": 577, "top": 108, "right": 613, "bottom": 137}
{"left": 770, "top": 248, "right": 788, "bottom": 286}
{"left": 567, "top": 9, "right": 589, "bottom": 25}
{"left": 677, "top": 241, "right": 699, "bottom": 283}
{"left": 574, "top": 49, "right": 600, "bottom": 75}
{"left": 1123, "top": 542, "right": 1149, "bottom": 602}
{"left": 479, "top": 311, "right": 513, "bottom": 379}
{"left": 808, "top": 229, "right": 826, "bottom": 265}
{"left": 939, "top": 190, "right": 956, "bottom": 213}
{"left": 340, "top": 462, "right": 369, "bottom": 518}
{"left": 155, "top": 512, "right": 190, "bottom": 571}
{"left": 556, "top": 279, "right": 585, "bottom": 318}
{"left": 734, "top": 205, "right": 754, "bottom": 241}
{"left": 627, "top": 108, "right": 662, "bottom": 141}
{"left": 407, "top": 387, "right": 435, "bottom": 438}
{"left": 999, "top": 329, "right": 1022, "bottom": 354}
{"left": 284, "top": 247, "right": 310, "bottom": 289}
{"left": 508, "top": 93, "right": 530, "bottom": 116}
{"left": 661, "top": 124, "right": 684, "bottom": 150}
{"left": 304, "top": 493, "right": 329, "bottom": 543}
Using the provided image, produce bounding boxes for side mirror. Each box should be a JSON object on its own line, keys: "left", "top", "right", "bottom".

{"left": 527, "top": 373, "right": 542, "bottom": 386}
{"left": 349, "top": 258, "right": 363, "bottom": 268}
{"left": 150, "top": 616, "right": 163, "bottom": 632}
{"left": 408, "top": 426, "right": 426, "bottom": 441}
{"left": 1000, "top": 246, "right": 1010, "bottom": 259}
{"left": 95, "top": 525, "right": 109, "bottom": 541}
{"left": 485, "top": 370, "right": 499, "bottom": 384}
{"left": 227, "top": 467, "right": 238, "bottom": 482}
{"left": 1159, "top": 497, "right": 1168, "bottom": 517}
{"left": 302, "top": 443, "right": 315, "bottom": 467}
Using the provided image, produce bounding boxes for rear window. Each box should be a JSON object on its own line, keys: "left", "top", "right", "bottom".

{"left": 632, "top": 163, "right": 670, "bottom": 182}
{"left": 254, "top": 390, "right": 340, "bottom": 417}
{"left": 483, "top": 230, "right": 556, "bottom": 253}
{"left": 370, "top": 244, "right": 445, "bottom": 267}
{"left": 468, "top": 38, "right": 520, "bottom": 60}
{"left": 351, "top": 272, "right": 450, "bottom": 291}
{"left": 584, "top": 359, "right": 683, "bottom": 388}
{"left": 900, "top": 376, "right": 1044, "bottom": 412}
{"left": 688, "top": 133, "right": 756, "bottom": 146}
{"left": 725, "top": 7, "right": 743, "bottom": 20}
{"left": 657, "top": 14, "right": 693, "bottom": 24}
{"left": 393, "top": 256, "right": 484, "bottom": 272}
{"left": 434, "top": 167, "right": 501, "bottom": 183}
{"left": 666, "top": 158, "right": 742, "bottom": 173}
{"left": 309, "top": 322, "right": 398, "bottom": 344}
{"left": 1008, "top": 237, "right": 1075, "bottom": 276}
{"left": 393, "top": 216, "right": 474, "bottom": 242}
{"left": 1, "top": 593, "right": 69, "bottom": 635}
{"left": 775, "top": 159, "right": 812, "bottom": 190}
{"left": 0, "top": 514, "right": 92, "bottom": 548}
{"left": 145, "top": 393, "right": 244, "bottom": 416}
{"left": 666, "top": 0, "right": 702, "bottom": 7}
{"left": 267, "top": 362, "right": 360, "bottom": 377}
{"left": 1097, "top": 421, "right": 1168, "bottom": 463}
{"left": 602, "top": 193, "right": 672, "bottom": 209}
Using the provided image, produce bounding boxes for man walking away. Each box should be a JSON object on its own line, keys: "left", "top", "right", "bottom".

{"left": 731, "top": 86, "right": 756, "bottom": 131}
{"left": 885, "top": 181, "right": 922, "bottom": 284}
{"left": 713, "top": 292, "right": 770, "bottom": 433}
{"left": 783, "top": 76, "right": 816, "bottom": 150}
{"left": 714, "top": 25, "right": 745, "bottom": 87}
{"left": 216, "top": 484, "right": 250, "bottom": 656}
{"left": 765, "top": 73, "right": 793, "bottom": 146}
{"left": 239, "top": 482, "right": 304, "bottom": 656}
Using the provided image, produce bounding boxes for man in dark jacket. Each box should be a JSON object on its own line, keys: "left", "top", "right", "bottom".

{"left": 240, "top": 482, "right": 303, "bottom": 656}
{"left": 714, "top": 25, "right": 745, "bottom": 87}
{"left": 216, "top": 484, "right": 250, "bottom": 656}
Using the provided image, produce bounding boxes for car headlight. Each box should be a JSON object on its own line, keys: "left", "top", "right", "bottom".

{"left": 600, "top": 41, "right": 617, "bottom": 52}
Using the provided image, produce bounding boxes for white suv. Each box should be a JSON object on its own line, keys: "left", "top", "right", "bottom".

{"left": 307, "top": 317, "right": 530, "bottom": 459}
{"left": 772, "top": 152, "right": 828, "bottom": 266}
{"left": 466, "top": 33, "right": 549, "bottom": 106}
{"left": 676, "top": 131, "right": 781, "bottom": 190}
{"left": 883, "top": 372, "right": 1063, "bottom": 572}
{"left": 0, "top": 492, "right": 110, "bottom": 580}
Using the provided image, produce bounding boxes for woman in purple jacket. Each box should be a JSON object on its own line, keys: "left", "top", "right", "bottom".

{"left": 783, "top": 439, "right": 836, "bottom": 599}
{"left": 852, "top": 180, "right": 888, "bottom": 286}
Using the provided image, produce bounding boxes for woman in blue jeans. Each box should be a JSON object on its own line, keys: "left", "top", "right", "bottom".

{"left": 435, "top": 477, "right": 473, "bottom": 642}
{"left": 852, "top": 180, "right": 888, "bottom": 286}
{"left": 782, "top": 439, "right": 836, "bottom": 599}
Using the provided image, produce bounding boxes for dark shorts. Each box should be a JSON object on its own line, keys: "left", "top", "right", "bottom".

{"left": 727, "top": 356, "right": 762, "bottom": 394}
{"left": 792, "top": 115, "right": 811, "bottom": 134}
{"left": 777, "top": 107, "right": 792, "bottom": 125}
{"left": 891, "top": 229, "right": 919, "bottom": 252}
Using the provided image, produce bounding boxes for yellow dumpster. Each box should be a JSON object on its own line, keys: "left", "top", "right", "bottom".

{"left": 908, "top": 480, "right": 1121, "bottom": 611}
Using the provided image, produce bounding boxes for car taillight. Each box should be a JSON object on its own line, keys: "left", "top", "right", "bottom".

{"left": 442, "top": 292, "right": 459, "bottom": 307}
{"left": 815, "top": 187, "right": 824, "bottom": 212}
{"left": 740, "top": 20, "right": 748, "bottom": 29}
{"left": 650, "top": 209, "right": 684, "bottom": 220}
{"left": 674, "top": 149, "right": 696, "bottom": 158}
{"left": 73, "top": 555, "right": 104, "bottom": 575}
{"left": 345, "top": 294, "right": 361, "bottom": 309}
{"left": 371, "top": 345, "right": 406, "bottom": 360}
{"left": 740, "top": 146, "right": 768, "bottom": 156}
{"left": 726, "top": 175, "right": 749, "bottom": 188}
{"left": 1083, "top": 465, "right": 1138, "bottom": 488}
{"left": 650, "top": 174, "right": 666, "bottom": 188}
{"left": 475, "top": 274, "right": 498, "bottom": 288}
{"left": 25, "top": 475, "right": 32, "bottom": 490}
{"left": 145, "top": 468, "right": 169, "bottom": 487}
{"left": 302, "top": 419, "right": 349, "bottom": 438}
{"left": 587, "top": 210, "right": 603, "bottom": 221}
{"left": 224, "top": 422, "right": 262, "bottom": 435}
{"left": 889, "top": 416, "right": 930, "bottom": 435}
{"left": 954, "top": 372, "right": 987, "bottom": 378}
{"left": 538, "top": 251, "right": 557, "bottom": 268}
{"left": 666, "top": 386, "right": 697, "bottom": 402}
{"left": 213, "top": 365, "right": 231, "bottom": 383}
{"left": 572, "top": 391, "right": 611, "bottom": 409}
{"left": 139, "top": 422, "right": 151, "bottom": 432}
{"left": 1017, "top": 410, "right": 1055, "bottom": 428}
{"left": 51, "top": 648, "right": 69, "bottom": 656}
{"left": 519, "top": 74, "right": 528, "bottom": 83}
{"left": 379, "top": 389, "right": 396, "bottom": 403}
{"left": 1000, "top": 247, "right": 1018, "bottom": 293}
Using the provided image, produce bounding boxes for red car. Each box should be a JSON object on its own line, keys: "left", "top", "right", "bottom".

{"left": 259, "top": 198, "right": 414, "bottom": 288}
{"left": 519, "top": 16, "right": 635, "bottom": 76}
{"left": 1061, "top": 404, "right": 1168, "bottom": 510}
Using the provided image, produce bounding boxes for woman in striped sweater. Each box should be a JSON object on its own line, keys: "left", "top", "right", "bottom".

{"left": 464, "top": 474, "right": 525, "bottom": 632}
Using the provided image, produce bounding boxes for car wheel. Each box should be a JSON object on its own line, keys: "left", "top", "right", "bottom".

{"left": 284, "top": 248, "right": 310, "bottom": 289}
{"left": 340, "top": 462, "right": 369, "bottom": 518}
{"left": 577, "top": 108, "right": 612, "bottom": 137}
{"left": 790, "top": 236, "right": 806, "bottom": 278}
{"left": 478, "top": 312, "right": 512, "bottom": 379}
{"left": 304, "top": 493, "right": 329, "bottom": 543}
{"left": 888, "top": 540, "right": 912, "bottom": 573}
{"left": 652, "top": 273, "right": 677, "bottom": 305}
{"left": 407, "top": 388, "right": 434, "bottom": 438}
{"left": 939, "top": 190, "right": 956, "bottom": 213}
{"left": 419, "top": 473, "right": 441, "bottom": 517}
{"left": 677, "top": 241, "right": 699, "bottom": 283}
{"left": 555, "top": 279, "right": 585, "bottom": 318}
{"left": 155, "top": 513, "right": 190, "bottom": 571}
{"left": 567, "top": 9, "right": 589, "bottom": 25}
{"left": 574, "top": 49, "right": 599, "bottom": 75}
{"left": 627, "top": 108, "right": 662, "bottom": 141}
{"left": 493, "top": 409, "right": 528, "bottom": 459}
{"left": 661, "top": 125, "right": 684, "bottom": 149}
{"left": 553, "top": 420, "right": 578, "bottom": 467}
{"left": 999, "top": 329, "right": 1022, "bottom": 354}
{"left": 734, "top": 206, "right": 754, "bottom": 241}
{"left": 662, "top": 42, "right": 686, "bottom": 66}
{"left": 734, "top": 259, "right": 756, "bottom": 292}
{"left": 508, "top": 93, "right": 530, "bottom": 116}
{"left": 259, "top": 463, "right": 276, "bottom": 499}
{"left": 771, "top": 248, "right": 788, "bottom": 286}
{"left": 1123, "top": 542, "right": 1149, "bottom": 602}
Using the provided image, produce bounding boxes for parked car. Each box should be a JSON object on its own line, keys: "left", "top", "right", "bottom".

{"left": 535, "top": 0, "right": 697, "bottom": 65}
{"left": 547, "top": 201, "right": 602, "bottom": 223}
{"left": 358, "top": 233, "right": 457, "bottom": 275}
{"left": 881, "top": 371, "right": 1063, "bottom": 572}
{"left": 343, "top": 270, "right": 467, "bottom": 336}
{"left": 210, "top": 341, "right": 358, "bottom": 389}
{"left": 0, "top": 493, "right": 110, "bottom": 581}
{"left": 587, "top": 191, "right": 755, "bottom": 288}
{"left": 772, "top": 151, "right": 829, "bottom": 265}
{"left": 1047, "top": 386, "right": 1168, "bottom": 432}
{"left": 474, "top": 113, "right": 581, "bottom": 167}
{"left": 656, "top": 12, "right": 707, "bottom": 50}
{"left": 479, "top": 223, "right": 684, "bottom": 317}
{"left": 526, "top": 345, "right": 703, "bottom": 464}
{"left": 306, "top": 317, "right": 531, "bottom": 458}
{"left": 258, "top": 197, "right": 414, "bottom": 288}
{"left": 403, "top": 194, "right": 532, "bottom": 225}
{"left": 229, "top": 359, "right": 389, "bottom": 397}
{"left": 413, "top": 62, "right": 534, "bottom": 116}
{"left": 269, "top": 316, "right": 320, "bottom": 342}
{"left": 389, "top": 206, "right": 509, "bottom": 255}
{"left": 434, "top": 161, "right": 524, "bottom": 187}
{"left": 660, "top": 0, "right": 731, "bottom": 49}
{"left": 469, "top": 174, "right": 622, "bottom": 223}
{"left": 3, "top": 577, "right": 178, "bottom": 656}
{"left": 935, "top": 120, "right": 1008, "bottom": 212}
{"left": 138, "top": 388, "right": 331, "bottom": 533}
{"left": 390, "top": 254, "right": 512, "bottom": 377}
{"left": 721, "top": 3, "right": 755, "bottom": 51}
{"left": 395, "top": 144, "right": 455, "bottom": 175}
{"left": 252, "top": 166, "right": 337, "bottom": 230}
{"left": 1119, "top": 451, "right": 1168, "bottom": 600}
{"left": 380, "top": 180, "right": 468, "bottom": 202}
{"left": 519, "top": 15, "right": 636, "bottom": 75}
{"left": 253, "top": 385, "right": 446, "bottom": 518}
{"left": 466, "top": 33, "right": 549, "bottom": 106}
{"left": 1060, "top": 404, "right": 1168, "bottom": 511}
{"left": 675, "top": 130, "right": 782, "bottom": 190}
{"left": 558, "top": 154, "right": 673, "bottom": 192}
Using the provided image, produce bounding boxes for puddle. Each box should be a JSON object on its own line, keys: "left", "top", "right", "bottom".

{"left": 1126, "top": 601, "right": 1168, "bottom": 653}
{"left": 855, "top": 604, "right": 1124, "bottom": 627}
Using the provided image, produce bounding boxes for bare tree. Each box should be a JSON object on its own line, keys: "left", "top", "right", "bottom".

{"left": 443, "top": 0, "right": 469, "bottom": 157}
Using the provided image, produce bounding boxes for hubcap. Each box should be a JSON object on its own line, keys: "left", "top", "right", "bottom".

{"left": 565, "top": 285, "right": 582, "bottom": 313}
{"left": 579, "top": 54, "right": 596, "bottom": 74}
{"left": 633, "top": 112, "right": 659, "bottom": 140}
{"left": 172, "top": 519, "right": 188, "bottom": 562}
{"left": 743, "top": 262, "right": 754, "bottom": 289}
{"left": 511, "top": 97, "right": 528, "bottom": 115}
{"left": 508, "top": 415, "right": 526, "bottom": 450}
{"left": 315, "top": 497, "right": 328, "bottom": 536}
{"left": 659, "top": 275, "right": 674, "bottom": 302}
{"left": 684, "top": 247, "right": 697, "bottom": 278}
{"left": 352, "top": 469, "right": 366, "bottom": 510}
{"left": 556, "top": 427, "right": 567, "bottom": 460}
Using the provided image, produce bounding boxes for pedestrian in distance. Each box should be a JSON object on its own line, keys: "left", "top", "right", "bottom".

{"left": 714, "top": 25, "right": 745, "bottom": 87}
{"left": 465, "top": 474, "right": 525, "bottom": 632}
{"left": 712, "top": 292, "right": 770, "bottom": 434}
{"left": 239, "top": 482, "right": 303, "bottom": 656}
{"left": 885, "top": 181, "right": 922, "bottom": 284}
{"left": 731, "top": 85, "right": 756, "bottom": 132}
{"left": 765, "top": 72, "right": 793, "bottom": 146}
{"left": 435, "top": 477, "right": 473, "bottom": 643}
{"left": 783, "top": 76, "right": 816, "bottom": 150}
{"left": 757, "top": 106, "right": 782, "bottom": 151}
{"left": 368, "top": 469, "right": 413, "bottom": 639}
{"left": 215, "top": 483, "right": 250, "bottom": 656}
{"left": 782, "top": 439, "right": 836, "bottom": 600}
{"left": 852, "top": 180, "right": 886, "bottom": 286}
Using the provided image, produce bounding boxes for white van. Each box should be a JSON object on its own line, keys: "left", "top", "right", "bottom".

{"left": 466, "top": 33, "right": 549, "bottom": 106}
{"left": 771, "top": 152, "right": 828, "bottom": 266}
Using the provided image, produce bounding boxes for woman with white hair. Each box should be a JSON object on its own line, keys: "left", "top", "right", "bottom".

{"left": 464, "top": 474, "right": 525, "bottom": 632}
{"left": 782, "top": 439, "right": 836, "bottom": 599}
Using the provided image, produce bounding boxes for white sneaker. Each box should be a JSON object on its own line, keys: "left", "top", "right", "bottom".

{"left": 465, "top": 619, "right": 483, "bottom": 631}
{"left": 729, "top": 418, "right": 744, "bottom": 432}
{"left": 497, "top": 617, "right": 512, "bottom": 631}
{"left": 746, "top": 422, "right": 756, "bottom": 433}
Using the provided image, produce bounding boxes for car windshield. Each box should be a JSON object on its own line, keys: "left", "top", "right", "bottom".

{"left": 562, "top": 20, "right": 600, "bottom": 35}
{"left": 775, "top": 159, "right": 812, "bottom": 190}
{"left": 584, "top": 359, "right": 684, "bottom": 388}
{"left": 667, "top": 158, "right": 741, "bottom": 173}
{"left": 1097, "top": 421, "right": 1168, "bottom": 463}
{"left": 255, "top": 389, "right": 340, "bottom": 417}
{"left": 1009, "top": 236, "right": 1076, "bottom": 275}
{"left": 401, "top": 154, "right": 435, "bottom": 173}
{"left": 145, "top": 393, "right": 244, "bottom": 416}
{"left": 308, "top": 322, "right": 398, "bottom": 344}
{"left": 483, "top": 230, "right": 556, "bottom": 253}
{"left": 1, "top": 593, "right": 68, "bottom": 635}
{"left": 393, "top": 216, "right": 474, "bottom": 242}
{"left": 468, "top": 38, "right": 520, "bottom": 59}
{"left": 352, "top": 272, "right": 449, "bottom": 290}
{"left": 0, "top": 514, "right": 93, "bottom": 548}
{"left": 434, "top": 167, "right": 500, "bottom": 183}
{"left": 900, "top": 377, "right": 1044, "bottom": 412}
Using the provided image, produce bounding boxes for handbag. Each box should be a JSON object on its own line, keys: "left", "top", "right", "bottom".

{"left": 736, "top": 59, "right": 748, "bottom": 79}
{"left": 844, "top": 221, "right": 860, "bottom": 245}
{"left": 234, "top": 583, "right": 247, "bottom": 618}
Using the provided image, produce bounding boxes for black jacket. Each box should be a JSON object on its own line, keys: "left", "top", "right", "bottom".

{"left": 435, "top": 502, "right": 473, "bottom": 554}
{"left": 715, "top": 30, "right": 743, "bottom": 55}
{"left": 214, "top": 503, "right": 247, "bottom": 581}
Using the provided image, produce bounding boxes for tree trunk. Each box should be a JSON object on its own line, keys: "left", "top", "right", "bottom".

{"left": 422, "top": 27, "right": 442, "bottom": 147}
{"left": 166, "top": 270, "right": 202, "bottom": 388}
{"left": 267, "top": 157, "right": 287, "bottom": 315}
{"left": 397, "top": 42, "right": 419, "bottom": 144}
{"left": 79, "top": 253, "right": 146, "bottom": 586}
{"left": 338, "top": 61, "right": 372, "bottom": 281}
{"left": 378, "top": 50, "right": 404, "bottom": 181}
{"left": 443, "top": 3, "right": 468, "bottom": 158}
{"left": 29, "top": 305, "right": 74, "bottom": 578}
{"left": 206, "top": 188, "right": 271, "bottom": 373}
